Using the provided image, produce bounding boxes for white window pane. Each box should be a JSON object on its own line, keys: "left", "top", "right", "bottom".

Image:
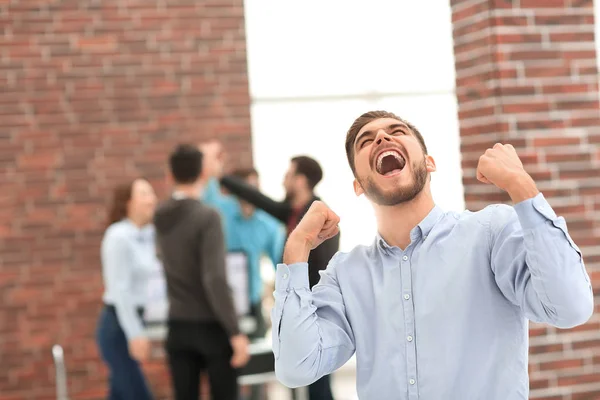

{"left": 244, "top": 1, "right": 456, "bottom": 99}
{"left": 251, "top": 99, "right": 376, "bottom": 250}
{"left": 251, "top": 94, "right": 464, "bottom": 252}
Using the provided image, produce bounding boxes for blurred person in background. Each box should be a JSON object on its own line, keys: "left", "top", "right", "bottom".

{"left": 201, "top": 142, "right": 339, "bottom": 400}
{"left": 154, "top": 144, "right": 249, "bottom": 400}
{"left": 200, "top": 156, "right": 286, "bottom": 400}
{"left": 96, "top": 178, "right": 158, "bottom": 400}
{"left": 272, "top": 110, "right": 594, "bottom": 399}
{"left": 201, "top": 162, "right": 285, "bottom": 340}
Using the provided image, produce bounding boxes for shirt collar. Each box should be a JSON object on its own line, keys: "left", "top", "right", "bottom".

{"left": 234, "top": 208, "right": 255, "bottom": 221}
{"left": 172, "top": 191, "right": 186, "bottom": 200}
{"left": 123, "top": 218, "right": 153, "bottom": 242}
{"left": 417, "top": 205, "right": 444, "bottom": 238}
{"left": 172, "top": 190, "right": 200, "bottom": 200}
{"left": 376, "top": 205, "right": 445, "bottom": 251}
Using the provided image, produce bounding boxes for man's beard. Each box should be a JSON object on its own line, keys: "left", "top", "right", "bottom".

{"left": 284, "top": 191, "right": 294, "bottom": 204}
{"left": 357, "top": 159, "right": 428, "bottom": 206}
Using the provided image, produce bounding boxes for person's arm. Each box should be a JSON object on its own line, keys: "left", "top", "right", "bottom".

{"left": 197, "top": 208, "right": 240, "bottom": 337}
{"left": 220, "top": 175, "right": 290, "bottom": 223}
{"left": 308, "top": 231, "right": 340, "bottom": 288}
{"left": 102, "top": 232, "right": 145, "bottom": 341}
{"left": 202, "top": 178, "right": 238, "bottom": 214}
{"left": 265, "top": 216, "right": 286, "bottom": 267}
{"left": 491, "top": 193, "right": 593, "bottom": 329}
{"left": 154, "top": 229, "right": 163, "bottom": 262}
{"left": 272, "top": 254, "right": 355, "bottom": 388}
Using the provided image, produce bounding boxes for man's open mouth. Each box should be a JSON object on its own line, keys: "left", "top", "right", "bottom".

{"left": 375, "top": 150, "right": 406, "bottom": 176}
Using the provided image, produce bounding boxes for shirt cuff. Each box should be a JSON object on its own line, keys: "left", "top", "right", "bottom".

{"left": 514, "top": 192, "right": 557, "bottom": 230}
{"left": 124, "top": 323, "right": 145, "bottom": 341}
{"left": 275, "top": 263, "right": 309, "bottom": 292}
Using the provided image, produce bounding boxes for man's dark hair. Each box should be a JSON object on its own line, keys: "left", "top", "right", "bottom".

{"left": 345, "top": 110, "right": 428, "bottom": 176}
{"left": 291, "top": 156, "right": 323, "bottom": 190}
{"left": 231, "top": 167, "right": 258, "bottom": 181}
{"left": 169, "top": 144, "right": 203, "bottom": 184}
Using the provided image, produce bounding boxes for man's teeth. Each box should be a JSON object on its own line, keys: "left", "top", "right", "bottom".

{"left": 376, "top": 150, "right": 405, "bottom": 173}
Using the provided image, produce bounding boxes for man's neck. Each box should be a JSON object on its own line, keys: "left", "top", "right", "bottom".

{"left": 173, "top": 184, "right": 200, "bottom": 199}
{"left": 291, "top": 189, "right": 313, "bottom": 209}
{"left": 128, "top": 216, "right": 147, "bottom": 228}
{"left": 374, "top": 190, "right": 435, "bottom": 250}
{"left": 240, "top": 202, "right": 255, "bottom": 219}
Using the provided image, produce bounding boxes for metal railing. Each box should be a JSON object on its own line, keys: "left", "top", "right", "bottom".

{"left": 52, "top": 345, "right": 69, "bottom": 400}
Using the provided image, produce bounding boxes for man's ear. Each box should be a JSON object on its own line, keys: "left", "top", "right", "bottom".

{"left": 353, "top": 179, "right": 364, "bottom": 196}
{"left": 425, "top": 155, "right": 436, "bottom": 173}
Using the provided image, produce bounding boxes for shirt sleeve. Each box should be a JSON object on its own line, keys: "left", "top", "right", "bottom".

{"left": 202, "top": 178, "right": 238, "bottom": 214}
{"left": 198, "top": 209, "right": 240, "bottom": 337}
{"left": 271, "top": 254, "right": 355, "bottom": 388}
{"left": 102, "top": 232, "right": 145, "bottom": 341}
{"left": 266, "top": 217, "right": 286, "bottom": 267}
{"left": 220, "top": 175, "right": 291, "bottom": 223}
{"left": 490, "top": 193, "right": 593, "bottom": 329}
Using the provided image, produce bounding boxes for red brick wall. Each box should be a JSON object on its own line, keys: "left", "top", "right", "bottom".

{"left": 451, "top": 0, "right": 600, "bottom": 398}
{"left": 0, "top": 1, "right": 252, "bottom": 399}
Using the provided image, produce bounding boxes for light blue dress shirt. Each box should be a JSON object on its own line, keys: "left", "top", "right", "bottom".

{"left": 101, "top": 219, "right": 159, "bottom": 340}
{"left": 203, "top": 178, "right": 285, "bottom": 304}
{"left": 271, "top": 193, "right": 593, "bottom": 399}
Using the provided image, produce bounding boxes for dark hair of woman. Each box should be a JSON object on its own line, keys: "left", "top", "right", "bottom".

{"left": 106, "top": 180, "right": 136, "bottom": 228}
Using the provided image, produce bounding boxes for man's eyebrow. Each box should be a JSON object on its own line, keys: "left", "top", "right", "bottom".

{"left": 354, "top": 123, "right": 410, "bottom": 146}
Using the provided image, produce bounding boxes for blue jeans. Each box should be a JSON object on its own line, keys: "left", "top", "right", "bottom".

{"left": 96, "top": 306, "right": 153, "bottom": 400}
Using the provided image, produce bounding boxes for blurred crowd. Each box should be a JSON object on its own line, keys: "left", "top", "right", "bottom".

{"left": 96, "top": 141, "right": 339, "bottom": 400}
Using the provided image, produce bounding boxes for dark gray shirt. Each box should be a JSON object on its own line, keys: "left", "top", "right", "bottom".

{"left": 154, "top": 196, "right": 239, "bottom": 336}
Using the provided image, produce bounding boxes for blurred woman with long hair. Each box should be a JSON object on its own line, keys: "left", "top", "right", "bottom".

{"left": 96, "top": 178, "right": 158, "bottom": 399}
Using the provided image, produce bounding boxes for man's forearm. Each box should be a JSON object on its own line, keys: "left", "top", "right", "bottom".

{"left": 203, "top": 270, "right": 240, "bottom": 336}
{"left": 512, "top": 195, "right": 593, "bottom": 328}
{"left": 221, "top": 175, "right": 290, "bottom": 222}
{"left": 273, "top": 263, "right": 351, "bottom": 387}
{"left": 200, "top": 214, "right": 240, "bottom": 337}
{"left": 507, "top": 173, "right": 539, "bottom": 204}
{"left": 283, "top": 234, "right": 312, "bottom": 265}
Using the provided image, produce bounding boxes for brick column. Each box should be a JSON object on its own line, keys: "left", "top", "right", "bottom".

{"left": 0, "top": 1, "right": 252, "bottom": 399}
{"left": 451, "top": 1, "right": 600, "bottom": 398}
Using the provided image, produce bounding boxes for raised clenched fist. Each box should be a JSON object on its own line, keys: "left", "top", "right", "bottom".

{"left": 198, "top": 141, "right": 224, "bottom": 179}
{"left": 477, "top": 143, "right": 539, "bottom": 203}
{"left": 477, "top": 143, "right": 526, "bottom": 191}
{"left": 284, "top": 201, "right": 340, "bottom": 264}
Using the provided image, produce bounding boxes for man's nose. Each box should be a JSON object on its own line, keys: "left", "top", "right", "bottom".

{"left": 375, "top": 130, "right": 392, "bottom": 145}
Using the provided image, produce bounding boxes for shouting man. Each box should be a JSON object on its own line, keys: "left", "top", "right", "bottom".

{"left": 271, "top": 111, "right": 593, "bottom": 399}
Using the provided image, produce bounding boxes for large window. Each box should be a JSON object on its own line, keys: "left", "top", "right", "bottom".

{"left": 245, "top": 1, "right": 463, "bottom": 250}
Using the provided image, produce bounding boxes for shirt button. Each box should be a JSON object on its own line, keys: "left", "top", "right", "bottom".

{"left": 402, "top": 255, "right": 408, "bottom": 261}
{"left": 283, "top": 273, "right": 288, "bottom": 279}
{"left": 409, "top": 379, "right": 416, "bottom": 385}
{"left": 407, "top": 336, "right": 413, "bottom": 342}
{"left": 404, "top": 294, "right": 410, "bottom": 300}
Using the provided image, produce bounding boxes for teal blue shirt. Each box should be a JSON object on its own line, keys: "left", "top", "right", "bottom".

{"left": 203, "top": 179, "right": 286, "bottom": 305}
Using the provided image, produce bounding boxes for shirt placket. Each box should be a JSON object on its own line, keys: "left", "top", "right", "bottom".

{"left": 401, "top": 245, "right": 418, "bottom": 399}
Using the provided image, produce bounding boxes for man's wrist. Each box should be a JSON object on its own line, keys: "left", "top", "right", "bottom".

{"left": 129, "top": 334, "right": 146, "bottom": 342}
{"left": 283, "top": 234, "right": 311, "bottom": 264}
{"left": 506, "top": 173, "right": 539, "bottom": 204}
